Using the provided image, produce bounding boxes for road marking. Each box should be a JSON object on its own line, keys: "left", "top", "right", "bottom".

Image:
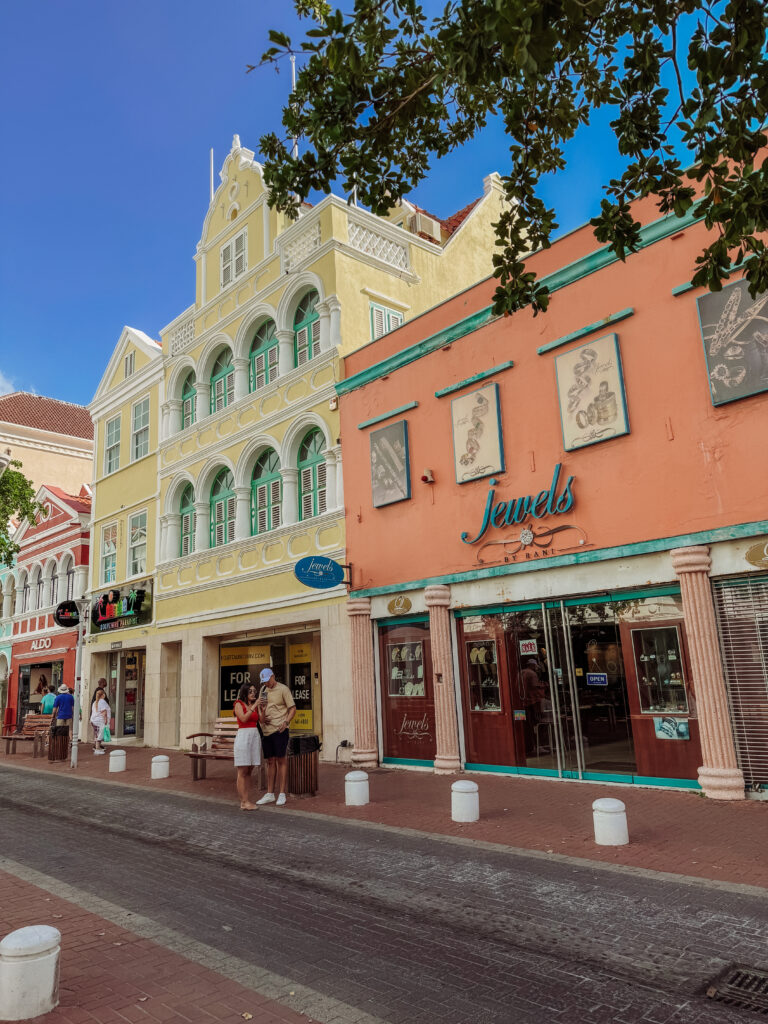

{"left": 0, "top": 854, "right": 388, "bottom": 1024}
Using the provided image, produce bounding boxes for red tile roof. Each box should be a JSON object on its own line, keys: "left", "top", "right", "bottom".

{"left": 46, "top": 485, "right": 92, "bottom": 515}
{"left": 408, "top": 197, "right": 482, "bottom": 239}
{"left": 0, "top": 392, "right": 93, "bottom": 440}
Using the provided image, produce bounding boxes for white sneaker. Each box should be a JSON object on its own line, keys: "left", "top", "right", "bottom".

{"left": 93, "top": 749, "right": 106, "bottom": 755}
{"left": 276, "top": 793, "right": 286, "bottom": 807}
{"left": 257, "top": 792, "right": 275, "bottom": 805}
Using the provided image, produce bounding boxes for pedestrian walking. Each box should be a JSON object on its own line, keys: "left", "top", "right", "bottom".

{"left": 49, "top": 683, "right": 74, "bottom": 761}
{"left": 40, "top": 684, "right": 57, "bottom": 715}
{"left": 256, "top": 667, "right": 296, "bottom": 807}
{"left": 232, "top": 681, "right": 262, "bottom": 810}
{"left": 90, "top": 683, "right": 110, "bottom": 755}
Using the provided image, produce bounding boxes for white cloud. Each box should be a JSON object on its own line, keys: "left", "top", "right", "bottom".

{"left": 0, "top": 370, "right": 15, "bottom": 395}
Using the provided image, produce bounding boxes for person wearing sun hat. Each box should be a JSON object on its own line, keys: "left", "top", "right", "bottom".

{"left": 51, "top": 683, "right": 75, "bottom": 737}
{"left": 256, "top": 667, "right": 296, "bottom": 807}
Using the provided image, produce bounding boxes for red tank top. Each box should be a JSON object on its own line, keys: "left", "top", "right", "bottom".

{"left": 234, "top": 700, "right": 260, "bottom": 728}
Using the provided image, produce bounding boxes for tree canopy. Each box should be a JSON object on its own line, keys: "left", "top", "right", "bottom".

{"left": 0, "top": 462, "right": 45, "bottom": 568}
{"left": 258, "top": 0, "right": 768, "bottom": 316}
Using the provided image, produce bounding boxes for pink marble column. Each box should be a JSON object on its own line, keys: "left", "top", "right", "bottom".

{"left": 425, "top": 585, "right": 462, "bottom": 774}
{"left": 347, "top": 597, "right": 378, "bottom": 769}
{"left": 671, "top": 545, "right": 745, "bottom": 800}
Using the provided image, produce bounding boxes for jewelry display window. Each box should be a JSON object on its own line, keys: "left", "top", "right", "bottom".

{"left": 386, "top": 641, "right": 425, "bottom": 697}
{"left": 466, "top": 640, "right": 501, "bottom": 712}
{"left": 631, "top": 626, "right": 689, "bottom": 715}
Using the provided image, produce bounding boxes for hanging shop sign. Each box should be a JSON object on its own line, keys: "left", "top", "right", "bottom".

{"left": 54, "top": 601, "right": 80, "bottom": 628}
{"left": 294, "top": 556, "right": 345, "bottom": 589}
{"left": 90, "top": 587, "right": 152, "bottom": 634}
{"left": 387, "top": 595, "right": 413, "bottom": 615}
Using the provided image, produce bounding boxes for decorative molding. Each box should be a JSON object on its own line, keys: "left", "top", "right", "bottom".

{"left": 536, "top": 308, "right": 635, "bottom": 355}
{"left": 281, "top": 221, "right": 322, "bottom": 274}
{"left": 357, "top": 402, "right": 419, "bottom": 429}
{"left": 434, "top": 361, "right": 515, "bottom": 398}
{"left": 168, "top": 308, "right": 196, "bottom": 356}
{"left": 348, "top": 217, "right": 410, "bottom": 272}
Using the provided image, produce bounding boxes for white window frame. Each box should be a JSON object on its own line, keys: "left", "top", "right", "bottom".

{"left": 220, "top": 227, "right": 248, "bottom": 289}
{"left": 127, "top": 510, "right": 148, "bottom": 578}
{"left": 370, "top": 302, "right": 403, "bottom": 340}
{"left": 124, "top": 351, "right": 135, "bottom": 378}
{"left": 131, "top": 397, "right": 150, "bottom": 462}
{"left": 104, "top": 416, "right": 121, "bottom": 475}
{"left": 102, "top": 523, "right": 118, "bottom": 585}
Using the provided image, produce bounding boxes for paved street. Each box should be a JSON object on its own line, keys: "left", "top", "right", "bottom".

{"left": 0, "top": 765, "right": 767, "bottom": 1024}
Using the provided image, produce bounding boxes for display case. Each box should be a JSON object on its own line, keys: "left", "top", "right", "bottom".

{"left": 386, "top": 642, "right": 425, "bottom": 697}
{"left": 631, "top": 626, "right": 689, "bottom": 715}
{"left": 466, "top": 640, "right": 501, "bottom": 711}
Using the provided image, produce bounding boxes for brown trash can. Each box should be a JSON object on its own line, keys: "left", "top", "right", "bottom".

{"left": 287, "top": 734, "right": 320, "bottom": 796}
{"left": 48, "top": 726, "right": 69, "bottom": 762}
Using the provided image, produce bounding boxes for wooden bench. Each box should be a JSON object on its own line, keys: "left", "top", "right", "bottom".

{"left": 186, "top": 717, "right": 266, "bottom": 788}
{"left": 5, "top": 713, "right": 54, "bottom": 757}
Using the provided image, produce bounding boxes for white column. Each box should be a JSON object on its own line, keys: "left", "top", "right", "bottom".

{"left": 200, "top": 250, "right": 207, "bottom": 305}
{"left": 280, "top": 468, "right": 299, "bottom": 526}
{"left": 2, "top": 592, "right": 12, "bottom": 619}
{"left": 326, "top": 295, "right": 342, "bottom": 349}
{"left": 234, "top": 486, "right": 251, "bottom": 541}
{"left": 277, "top": 329, "right": 294, "bottom": 377}
{"left": 194, "top": 501, "right": 209, "bottom": 552}
{"left": 166, "top": 514, "right": 181, "bottom": 560}
{"left": 160, "top": 403, "right": 169, "bottom": 440}
{"left": 322, "top": 448, "right": 338, "bottom": 511}
{"left": 262, "top": 201, "right": 270, "bottom": 257}
{"left": 328, "top": 443, "right": 344, "bottom": 509}
{"left": 233, "top": 358, "right": 249, "bottom": 401}
{"left": 317, "top": 300, "right": 331, "bottom": 353}
{"left": 14, "top": 587, "right": 23, "bottom": 616}
{"left": 167, "top": 400, "right": 182, "bottom": 437}
{"left": 196, "top": 382, "right": 211, "bottom": 419}
{"left": 74, "top": 566, "right": 88, "bottom": 600}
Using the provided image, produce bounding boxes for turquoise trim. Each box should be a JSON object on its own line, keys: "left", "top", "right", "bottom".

{"left": 453, "top": 585, "right": 681, "bottom": 619}
{"left": 435, "top": 361, "right": 515, "bottom": 398}
{"left": 583, "top": 771, "right": 634, "bottom": 784}
{"left": 337, "top": 306, "right": 498, "bottom": 397}
{"left": 379, "top": 615, "right": 429, "bottom": 627}
{"left": 338, "top": 205, "right": 705, "bottom": 397}
{"left": 455, "top": 601, "right": 543, "bottom": 617}
{"left": 382, "top": 757, "right": 435, "bottom": 768}
{"left": 515, "top": 766, "right": 564, "bottom": 778}
{"left": 672, "top": 282, "right": 695, "bottom": 296}
{"left": 350, "top": 518, "right": 768, "bottom": 598}
{"left": 537, "top": 308, "right": 634, "bottom": 355}
{"left": 357, "top": 402, "right": 418, "bottom": 430}
{"left": 633, "top": 775, "right": 701, "bottom": 790}
{"left": 464, "top": 763, "right": 527, "bottom": 776}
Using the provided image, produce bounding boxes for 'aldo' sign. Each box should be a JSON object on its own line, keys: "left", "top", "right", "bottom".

{"left": 30, "top": 637, "right": 52, "bottom": 651}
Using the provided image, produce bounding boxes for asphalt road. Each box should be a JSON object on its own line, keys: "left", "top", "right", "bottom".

{"left": 0, "top": 765, "right": 766, "bottom": 1024}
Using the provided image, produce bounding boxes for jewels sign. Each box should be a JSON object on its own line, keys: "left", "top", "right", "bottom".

{"left": 294, "top": 556, "right": 345, "bottom": 589}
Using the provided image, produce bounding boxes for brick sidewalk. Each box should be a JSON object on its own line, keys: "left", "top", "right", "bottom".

{"left": 0, "top": 869, "right": 316, "bottom": 1024}
{"left": 1, "top": 741, "right": 766, "bottom": 888}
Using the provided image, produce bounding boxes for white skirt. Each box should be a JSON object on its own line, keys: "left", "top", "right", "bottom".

{"left": 233, "top": 728, "right": 262, "bottom": 767}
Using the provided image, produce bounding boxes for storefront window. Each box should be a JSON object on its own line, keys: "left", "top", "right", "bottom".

{"left": 466, "top": 640, "right": 501, "bottom": 711}
{"left": 631, "top": 626, "right": 689, "bottom": 715}
{"left": 386, "top": 640, "right": 425, "bottom": 697}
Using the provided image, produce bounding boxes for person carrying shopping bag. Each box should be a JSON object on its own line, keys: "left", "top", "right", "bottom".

{"left": 90, "top": 683, "right": 111, "bottom": 754}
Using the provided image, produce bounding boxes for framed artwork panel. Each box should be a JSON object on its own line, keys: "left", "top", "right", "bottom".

{"left": 451, "top": 382, "right": 505, "bottom": 484}
{"left": 555, "top": 333, "right": 630, "bottom": 451}
{"left": 370, "top": 419, "right": 411, "bottom": 507}
{"left": 696, "top": 278, "right": 768, "bottom": 405}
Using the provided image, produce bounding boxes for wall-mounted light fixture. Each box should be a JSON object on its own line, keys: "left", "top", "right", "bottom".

{"left": 421, "top": 468, "right": 435, "bottom": 483}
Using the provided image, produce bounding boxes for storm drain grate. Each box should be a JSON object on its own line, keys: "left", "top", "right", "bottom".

{"left": 706, "top": 965, "right": 768, "bottom": 1015}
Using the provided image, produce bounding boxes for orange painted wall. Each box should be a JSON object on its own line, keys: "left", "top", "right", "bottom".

{"left": 340, "top": 213, "right": 768, "bottom": 593}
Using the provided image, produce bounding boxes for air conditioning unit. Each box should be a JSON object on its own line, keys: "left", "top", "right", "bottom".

{"left": 409, "top": 213, "right": 442, "bottom": 242}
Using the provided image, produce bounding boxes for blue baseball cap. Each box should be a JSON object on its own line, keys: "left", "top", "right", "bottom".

{"left": 259, "top": 667, "right": 274, "bottom": 683}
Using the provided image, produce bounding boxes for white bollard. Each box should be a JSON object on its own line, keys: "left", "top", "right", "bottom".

{"left": 345, "top": 770, "right": 369, "bottom": 806}
{"left": 451, "top": 780, "right": 479, "bottom": 823}
{"left": 592, "top": 797, "right": 629, "bottom": 846}
{"left": 151, "top": 755, "right": 170, "bottom": 780}
{"left": 0, "top": 925, "right": 61, "bottom": 1021}
{"left": 108, "top": 749, "right": 126, "bottom": 773}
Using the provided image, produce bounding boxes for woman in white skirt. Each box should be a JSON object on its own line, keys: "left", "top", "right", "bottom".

{"left": 233, "top": 681, "right": 262, "bottom": 809}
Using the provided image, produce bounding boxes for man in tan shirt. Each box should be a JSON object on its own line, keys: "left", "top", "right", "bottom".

{"left": 256, "top": 667, "right": 296, "bottom": 806}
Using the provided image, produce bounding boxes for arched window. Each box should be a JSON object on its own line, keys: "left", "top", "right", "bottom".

{"left": 21, "top": 576, "right": 30, "bottom": 613}
{"left": 50, "top": 566, "right": 58, "bottom": 607}
{"left": 63, "top": 556, "right": 75, "bottom": 600}
{"left": 180, "top": 484, "right": 196, "bottom": 556}
{"left": 294, "top": 290, "right": 320, "bottom": 366}
{"left": 181, "top": 373, "right": 197, "bottom": 429}
{"left": 210, "top": 470, "right": 236, "bottom": 547}
{"left": 251, "top": 450, "right": 282, "bottom": 535}
{"left": 34, "top": 568, "right": 44, "bottom": 609}
{"left": 298, "top": 429, "right": 327, "bottom": 520}
{"left": 249, "top": 320, "right": 279, "bottom": 392}
{"left": 210, "top": 349, "right": 235, "bottom": 413}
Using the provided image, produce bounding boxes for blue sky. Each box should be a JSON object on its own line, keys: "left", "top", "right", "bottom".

{"left": 0, "top": 1, "right": 675, "bottom": 408}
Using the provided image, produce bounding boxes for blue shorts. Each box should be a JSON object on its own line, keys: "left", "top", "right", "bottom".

{"left": 262, "top": 730, "right": 290, "bottom": 759}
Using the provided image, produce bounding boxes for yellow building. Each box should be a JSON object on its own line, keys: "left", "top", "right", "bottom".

{"left": 87, "top": 134, "right": 506, "bottom": 754}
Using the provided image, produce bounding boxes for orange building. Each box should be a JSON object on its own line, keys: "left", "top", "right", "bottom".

{"left": 338, "top": 200, "right": 768, "bottom": 800}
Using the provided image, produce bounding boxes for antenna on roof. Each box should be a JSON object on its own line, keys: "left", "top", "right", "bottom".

{"left": 210, "top": 148, "right": 214, "bottom": 202}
